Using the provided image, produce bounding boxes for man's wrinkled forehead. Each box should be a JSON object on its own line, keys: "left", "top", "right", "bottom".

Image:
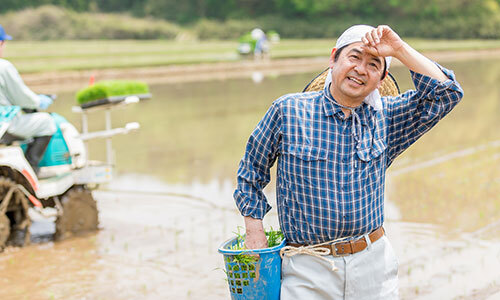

{"left": 344, "top": 42, "right": 383, "bottom": 65}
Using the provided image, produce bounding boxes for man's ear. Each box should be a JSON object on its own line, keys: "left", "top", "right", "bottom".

{"left": 328, "top": 47, "right": 336, "bottom": 68}
{"left": 378, "top": 70, "right": 388, "bottom": 86}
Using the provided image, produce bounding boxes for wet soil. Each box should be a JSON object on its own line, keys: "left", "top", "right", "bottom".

{"left": 0, "top": 175, "right": 499, "bottom": 300}
{"left": 23, "top": 57, "right": 329, "bottom": 94}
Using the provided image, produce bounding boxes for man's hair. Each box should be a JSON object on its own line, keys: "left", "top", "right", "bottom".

{"left": 334, "top": 45, "right": 387, "bottom": 80}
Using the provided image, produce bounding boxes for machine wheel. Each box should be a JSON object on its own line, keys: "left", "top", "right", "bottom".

{"left": 0, "top": 176, "right": 31, "bottom": 249}
{"left": 0, "top": 213, "right": 10, "bottom": 251}
{"left": 55, "top": 186, "right": 98, "bottom": 240}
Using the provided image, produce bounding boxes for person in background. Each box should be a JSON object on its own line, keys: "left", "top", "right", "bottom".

{"left": 234, "top": 25, "right": 463, "bottom": 299}
{"left": 251, "top": 28, "right": 269, "bottom": 60}
{"left": 0, "top": 24, "right": 56, "bottom": 174}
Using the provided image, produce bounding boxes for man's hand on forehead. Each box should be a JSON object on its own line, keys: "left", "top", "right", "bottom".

{"left": 361, "top": 25, "right": 404, "bottom": 59}
{"left": 355, "top": 45, "right": 384, "bottom": 65}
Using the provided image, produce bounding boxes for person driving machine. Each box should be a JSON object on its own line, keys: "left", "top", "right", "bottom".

{"left": 0, "top": 24, "right": 55, "bottom": 174}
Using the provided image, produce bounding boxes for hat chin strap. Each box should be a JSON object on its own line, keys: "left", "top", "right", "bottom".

{"left": 325, "top": 68, "right": 383, "bottom": 111}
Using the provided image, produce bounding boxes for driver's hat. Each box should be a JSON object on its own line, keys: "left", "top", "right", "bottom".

{"left": 0, "top": 25, "right": 12, "bottom": 41}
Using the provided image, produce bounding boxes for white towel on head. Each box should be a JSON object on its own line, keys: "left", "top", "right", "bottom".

{"left": 335, "top": 25, "right": 392, "bottom": 69}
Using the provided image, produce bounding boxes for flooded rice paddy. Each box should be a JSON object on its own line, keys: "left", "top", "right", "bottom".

{"left": 1, "top": 56, "right": 500, "bottom": 299}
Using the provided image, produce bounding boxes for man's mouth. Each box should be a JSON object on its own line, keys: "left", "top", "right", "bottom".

{"left": 347, "top": 76, "right": 364, "bottom": 85}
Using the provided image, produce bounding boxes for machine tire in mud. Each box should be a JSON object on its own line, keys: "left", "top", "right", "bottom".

{"left": 0, "top": 176, "right": 31, "bottom": 250}
{"left": 0, "top": 213, "right": 10, "bottom": 251}
{"left": 55, "top": 186, "right": 98, "bottom": 241}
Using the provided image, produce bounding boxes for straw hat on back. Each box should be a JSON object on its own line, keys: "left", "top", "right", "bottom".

{"left": 303, "top": 68, "right": 400, "bottom": 97}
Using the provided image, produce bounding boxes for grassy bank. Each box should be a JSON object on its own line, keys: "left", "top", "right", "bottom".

{"left": 0, "top": 5, "right": 181, "bottom": 40}
{"left": 5, "top": 39, "right": 500, "bottom": 74}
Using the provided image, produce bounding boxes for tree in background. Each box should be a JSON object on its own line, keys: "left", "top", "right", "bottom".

{"left": 1, "top": 0, "right": 499, "bottom": 39}
{"left": 2, "top": 0, "right": 499, "bottom": 23}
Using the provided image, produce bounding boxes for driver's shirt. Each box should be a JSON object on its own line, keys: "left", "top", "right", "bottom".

{"left": 0, "top": 58, "right": 39, "bottom": 108}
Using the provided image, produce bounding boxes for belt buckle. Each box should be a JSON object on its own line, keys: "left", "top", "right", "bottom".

{"left": 330, "top": 242, "right": 349, "bottom": 257}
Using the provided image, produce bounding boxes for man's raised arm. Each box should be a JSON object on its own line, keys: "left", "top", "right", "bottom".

{"left": 362, "top": 25, "right": 448, "bottom": 82}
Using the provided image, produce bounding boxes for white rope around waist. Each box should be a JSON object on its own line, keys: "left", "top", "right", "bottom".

{"left": 280, "top": 243, "right": 338, "bottom": 271}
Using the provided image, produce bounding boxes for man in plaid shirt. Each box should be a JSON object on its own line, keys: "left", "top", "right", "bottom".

{"left": 234, "top": 25, "right": 463, "bottom": 299}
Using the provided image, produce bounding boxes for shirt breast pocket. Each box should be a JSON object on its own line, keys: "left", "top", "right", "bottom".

{"left": 283, "top": 144, "right": 328, "bottom": 188}
{"left": 356, "top": 138, "right": 387, "bottom": 179}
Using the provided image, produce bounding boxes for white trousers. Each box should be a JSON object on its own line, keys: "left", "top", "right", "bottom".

{"left": 281, "top": 235, "right": 399, "bottom": 300}
{"left": 8, "top": 112, "right": 56, "bottom": 138}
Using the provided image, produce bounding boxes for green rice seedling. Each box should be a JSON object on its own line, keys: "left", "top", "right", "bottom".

{"left": 230, "top": 226, "right": 259, "bottom": 264}
{"left": 76, "top": 80, "right": 149, "bottom": 105}
{"left": 230, "top": 248, "right": 259, "bottom": 265}
{"left": 229, "top": 226, "right": 284, "bottom": 264}
{"left": 265, "top": 227, "right": 284, "bottom": 247}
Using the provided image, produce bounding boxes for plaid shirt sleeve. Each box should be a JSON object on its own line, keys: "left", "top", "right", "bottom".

{"left": 234, "top": 100, "right": 283, "bottom": 219}
{"left": 385, "top": 63, "right": 464, "bottom": 165}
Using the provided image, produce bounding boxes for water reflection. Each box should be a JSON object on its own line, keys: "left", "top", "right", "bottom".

{"left": 388, "top": 59, "right": 500, "bottom": 235}
{"left": 51, "top": 57, "right": 500, "bottom": 235}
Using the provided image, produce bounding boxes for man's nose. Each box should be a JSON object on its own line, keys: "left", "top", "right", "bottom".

{"left": 353, "top": 62, "right": 367, "bottom": 75}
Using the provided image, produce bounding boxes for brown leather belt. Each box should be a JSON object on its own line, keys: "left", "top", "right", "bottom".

{"left": 288, "top": 227, "right": 385, "bottom": 256}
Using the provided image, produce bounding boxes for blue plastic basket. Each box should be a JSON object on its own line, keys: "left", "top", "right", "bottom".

{"left": 218, "top": 236, "right": 286, "bottom": 300}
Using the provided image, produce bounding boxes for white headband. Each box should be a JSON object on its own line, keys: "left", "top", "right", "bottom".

{"left": 336, "top": 24, "right": 392, "bottom": 69}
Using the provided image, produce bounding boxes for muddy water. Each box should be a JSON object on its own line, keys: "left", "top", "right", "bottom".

{"left": 1, "top": 56, "right": 500, "bottom": 299}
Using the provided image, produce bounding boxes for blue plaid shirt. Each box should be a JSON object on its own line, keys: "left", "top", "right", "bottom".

{"left": 234, "top": 64, "right": 463, "bottom": 244}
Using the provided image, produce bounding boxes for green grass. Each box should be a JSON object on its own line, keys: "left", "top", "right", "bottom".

{"left": 4, "top": 39, "right": 500, "bottom": 73}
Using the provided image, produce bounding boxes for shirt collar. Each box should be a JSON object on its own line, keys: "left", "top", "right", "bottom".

{"left": 322, "top": 83, "right": 370, "bottom": 125}
{"left": 322, "top": 85, "right": 343, "bottom": 118}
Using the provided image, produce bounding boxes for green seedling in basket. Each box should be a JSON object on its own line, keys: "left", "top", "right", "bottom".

{"left": 231, "top": 227, "right": 258, "bottom": 264}
{"left": 266, "top": 228, "right": 284, "bottom": 247}
{"left": 230, "top": 227, "right": 284, "bottom": 264}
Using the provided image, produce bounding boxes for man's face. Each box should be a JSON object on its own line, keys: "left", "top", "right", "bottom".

{"left": 329, "top": 42, "right": 384, "bottom": 105}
